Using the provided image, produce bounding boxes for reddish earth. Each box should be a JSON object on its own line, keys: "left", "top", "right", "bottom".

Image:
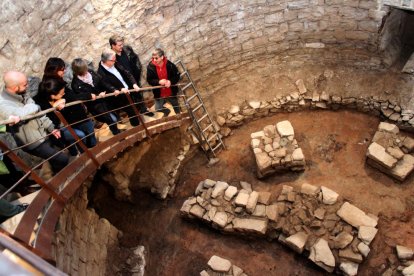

{"left": 92, "top": 110, "right": 414, "bottom": 275}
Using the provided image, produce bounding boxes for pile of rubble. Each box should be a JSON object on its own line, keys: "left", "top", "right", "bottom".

{"left": 366, "top": 122, "right": 414, "bottom": 181}
{"left": 181, "top": 179, "right": 379, "bottom": 275}
{"left": 201, "top": 255, "right": 248, "bottom": 276}
{"left": 251, "top": 120, "right": 305, "bottom": 178}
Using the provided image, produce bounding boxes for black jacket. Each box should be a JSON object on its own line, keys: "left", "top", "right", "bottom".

{"left": 118, "top": 45, "right": 142, "bottom": 85}
{"left": 146, "top": 60, "right": 180, "bottom": 99}
{"left": 33, "top": 87, "right": 89, "bottom": 128}
{"left": 97, "top": 62, "right": 137, "bottom": 90}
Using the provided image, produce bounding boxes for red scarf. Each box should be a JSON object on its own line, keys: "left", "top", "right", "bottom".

{"left": 152, "top": 57, "right": 171, "bottom": 98}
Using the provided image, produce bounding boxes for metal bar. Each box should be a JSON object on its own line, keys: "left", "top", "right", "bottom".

{"left": 0, "top": 141, "right": 64, "bottom": 203}
{"left": 125, "top": 93, "right": 151, "bottom": 139}
{"left": 54, "top": 111, "right": 100, "bottom": 168}
{"left": 0, "top": 232, "right": 66, "bottom": 275}
{"left": 202, "top": 123, "right": 213, "bottom": 133}
{"left": 197, "top": 114, "right": 208, "bottom": 123}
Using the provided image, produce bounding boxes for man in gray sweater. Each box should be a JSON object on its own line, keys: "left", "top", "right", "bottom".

{"left": 0, "top": 71, "right": 68, "bottom": 173}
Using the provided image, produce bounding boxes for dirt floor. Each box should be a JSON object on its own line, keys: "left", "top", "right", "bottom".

{"left": 91, "top": 110, "right": 414, "bottom": 276}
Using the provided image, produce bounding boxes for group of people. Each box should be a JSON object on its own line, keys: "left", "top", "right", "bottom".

{"left": 0, "top": 35, "right": 182, "bottom": 182}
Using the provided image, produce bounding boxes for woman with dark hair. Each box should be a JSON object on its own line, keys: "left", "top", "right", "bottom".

{"left": 42, "top": 57, "right": 66, "bottom": 81}
{"left": 34, "top": 78, "right": 97, "bottom": 156}
{"left": 71, "top": 58, "right": 121, "bottom": 135}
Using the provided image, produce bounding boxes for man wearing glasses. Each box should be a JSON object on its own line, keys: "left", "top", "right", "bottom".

{"left": 98, "top": 49, "right": 141, "bottom": 127}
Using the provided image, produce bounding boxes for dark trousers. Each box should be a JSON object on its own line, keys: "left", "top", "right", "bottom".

{"left": 26, "top": 140, "right": 69, "bottom": 173}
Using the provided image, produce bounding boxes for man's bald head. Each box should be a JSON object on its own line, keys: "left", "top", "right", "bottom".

{"left": 3, "top": 71, "right": 28, "bottom": 94}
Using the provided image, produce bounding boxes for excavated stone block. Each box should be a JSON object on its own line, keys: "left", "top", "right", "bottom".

{"left": 358, "top": 226, "right": 378, "bottom": 245}
{"left": 339, "top": 261, "right": 359, "bottom": 276}
{"left": 378, "top": 122, "right": 399, "bottom": 134}
{"left": 337, "top": 202, "right": 378, "bottom": 228}
{"left": 224, "top": 186, "right": 238, "bottom": 201}
{"left": 246, "top": 191, "right": 259, "bottom": 214}
{"left": 232, "top": 218, "right": 267, "bottom": 235}
{"left": 309, "top": 238, "right": 335, "bottom": 273}
{"left": 321, "top": 186, "right": 339, "bottom": 205}
{"left": 367, "top": 142, "right": 398, "bottom": 169}
{"left": 396, "top": 245, "right": 414, "bottom": 260}
{"left": 276, "top": 120, "right": 295, "bottom": 137}
{"left": 285, "top": 232, "right": 308, "bottom": 254}
{"left": 301, "top": 183, "right": 319, "bottom": 195}
{"left": 208, "top": 255, "right": 231, "bottom": 272}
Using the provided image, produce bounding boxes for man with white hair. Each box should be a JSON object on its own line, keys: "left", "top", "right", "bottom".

{"left": 0, "top": 71, "right": 69, "bottom": 173}
{"left": 98, "top": 49, "right": 141, "bottom": 126}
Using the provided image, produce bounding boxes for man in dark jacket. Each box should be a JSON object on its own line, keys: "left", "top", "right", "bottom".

{"left": 109, "top": 35, "right": 153, "bottom": 117}
{"left": 97, "top": 49, "right": 140, "bottom": 126}
{"left": 146, "top": 48, "right": 181, "bottom": 116}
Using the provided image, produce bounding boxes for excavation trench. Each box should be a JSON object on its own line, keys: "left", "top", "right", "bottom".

{"left": 90, "top": 110, "right": 414, "bottom": 275}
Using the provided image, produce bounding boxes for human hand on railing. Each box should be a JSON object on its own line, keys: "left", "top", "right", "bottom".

{"left": 98, "top": 92, "right": 106, "bottom": 98}
{"left": 133, "top": 84, "right": 140, "bottom": 91}
{"left": 51, "top": 129, "right": 61, "bottom": 139}
{"left": 53, "top": 99, "right": 66, "bottom": 110}
{"left": 91, "top": 94, "right": 97, "bottom": 100}
{"left": 165, "top": 80, "right": 171, "bottom": 88}
{"left": 8, "top": 115, "right": 20, "bottom": 125}
{"left": 159, "top": 79, "right": 167, "bottom": 86}
{"left": 121, "top": 88, "right": 129, "bottom": 94}
{"left": 114, "top": 90, "right": 120, "bottom": 96}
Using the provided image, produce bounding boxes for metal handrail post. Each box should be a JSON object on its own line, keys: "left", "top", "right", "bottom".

{"left": 125, "top": 92, "right": 151, "bottom": 138}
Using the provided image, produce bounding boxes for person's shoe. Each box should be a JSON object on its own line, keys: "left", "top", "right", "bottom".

{"left": 145, "top": 111, "right": 155, "bottom": 117}
{"left": 162, "top": 108, "right": 171, "bottom": 117}
{"left": 17, "top": 203, "right": 29, "bottom": 213}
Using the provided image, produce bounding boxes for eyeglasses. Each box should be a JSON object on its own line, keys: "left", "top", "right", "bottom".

{"left": 152, "top": 56, "right": 162, "bottom": 60}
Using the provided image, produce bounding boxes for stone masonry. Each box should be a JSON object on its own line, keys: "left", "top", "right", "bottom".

{"left": 251, "top": 120, "right": 305, "bottom": 178}
{"left": 201, "top": 255, "right": 248, "bottom": 276}
{"left": 181, "top": 179, "right": 379, "bottom": 274}
{"left": 366, "top": 122, "right": 414, "bottom": 181}
{"left": 0, "top": 0, "right": 387, "bottom": 85}
{"left": 52, "top": 184, "right": 121, "bottom": 276}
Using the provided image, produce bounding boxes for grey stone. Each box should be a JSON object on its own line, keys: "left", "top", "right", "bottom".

{"left": 387, "top": 147, "right": 405, "bottom": 159}
{"left": 334, "top": 231, "right": 354, "bottom": 249}
{"left": 180, "top": 198, "right": 194, "bottom": 213}
{"left": 251, "top": 131, "right": 265, "bottom": 139}
{"left": 367, "top": 142, "right": 398, "bottom": 169}
{"left": 248, "top": 100, "right": 261, "bottom": 109}
{"left": 339, "top": 248, "right": 363, "bottom": 263}
{"left": 390, "top": 154, "right": 414, "bottom": 181}
{"left": 285, "top": 232, "right": 308, "bottom": 254}
{"left": 276, "top": 120, "right": 295, "bottom": 137}
{"left": 251, "top": 138, "right": 260, "bottom": 148}
{"left": 203, "top": 179, "right": 217, "bottom": 188}
{"left": 358, "top": 226, "right": 378, "bottom": 245}
{"left": 340, "top": 261, "right": 359, "bottom": 276}
{"left": 229, "top": 105, "right": 240, "bottom": 114}
{"left": 257, "top": 192, "right": 271, "bottom": 205}
{"left": 195, "top": 181, "right": 205, "bottom": 195}
{"left": 301, "top": 183, "right": 319, "bottom": 195}
{"left": 234, "top": 192, "right": 249, "bottom": 207}
{"left": 252, "top": 204, "right": 266, "bottom": 217}
{"left": 321, "top": 186, "right": 339, "bottom": 205}
{"left": 358, "top": 242, "right": 370, "bottom": 257}
{"left": 246, "top": 191, "right": 259, "bottom": 214}
{"left": 266, "top": 204, "right": 279, "bottom": 221}
{"left": 189, "top": 204, "right": 205, "bottom": 219}
{"left": 212, "top": 211, "right": 228, "bottom": 228}
{"left": 232, "top": 218, "right": 268, "bottom": 235}
{"left": 208, "top": 255, "right": 231, "bottom": 272}
{"left": 337, "top": 202, "right": 378, "bottom": 228}
{"left": 240, "top": 181, "right": 252, "bottom": 192}
{"left": 292, "top": 148, "right": 304, "bottom": 161}
{"left": 396, "top": 245, "right": 414, "bottom": 260}
{"left": 212, "top": 181, "right": 229, "bottom": 198}
{"left": 224, "top": 186, "right": 238, "bottom": 201}
{"left": 309, "top": 238, "right": 335, "bottom": 272}
{"left": 263, "top": 125, "right": 276, "bottom": 138}
{"left": 378, "top": 122, "right": 399, "bottom": 134}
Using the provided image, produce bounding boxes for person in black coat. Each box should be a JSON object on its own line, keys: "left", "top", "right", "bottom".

{"left": 71, "top": 58, "right": 121, "bottom": 135}
{"left": 109, "top": 35, "right": 153, "bottom": 116}
{"left": 34, "top": 78, "right": 96, "bottom": 156}
{"left": 146, "top": 48, "right": 181, "bottom": 116}
{"left": 97, "top": 49, "right": 141, "bottom": 127}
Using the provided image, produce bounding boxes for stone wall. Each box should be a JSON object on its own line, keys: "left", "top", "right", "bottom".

{"left": 1, "top": 0, "right": 387, "bottom": 87}
{"left": 52, "top": 183, "right": 121, "bottom": 275}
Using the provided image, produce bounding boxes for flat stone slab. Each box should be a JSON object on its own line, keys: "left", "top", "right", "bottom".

{"left": 208, "top": 255, "right": 232, "bottom": 272}
{"left": 276, "top": 120, "right": 294, "bottom": 137}
{"left": 358, "top": 226, "right": 378, "bottom": 245}
{"left": 189, "top": 204, "right": 205, "bottom": 219}
{"left": 301, "top": 183, "right": 319, "bottom": 195}
{"left": 285, "top": 232, "right": 308, "bottom": 254}
{"left": 378, "top": 122, "right": 399, "bottom": 133}
{"left": 367, "top": 142, "right": 398, "bottom": 169}
{"left": 212, "top": 181, "right": 229, "bottom": 198}
{"left": 212, "top": 212, "right": 228, "bottom": 228}
{"left": 246, "top": 191, "right": 259, "bottom": 213}
{"left": 232, "top": 218, "right": 267, "bottom": 235}
{"left": 234, "top": 191, "right": 249, "bottom": 207}
{"left": 337, "top": 202, "right": 378, "bottom": 228}
{"left": 321, "top": 186, "right": 339, "bottom": 205}
{"left": 224, "top": 186, "right": 238, "bottom": 201}
{"left": 403, "top": 263, "right": 414, "bottom": 276}
{"left": 340, "top": 261, "right": 359, "bottom": 276}
{"left": 309, "top": 238, "right": 335, "bottom": 273}
{"left": 396, "top": 245, "right": 414, "bottom": 260}
{"left": 390, "top": 154, "right": 414, "bottom": 181}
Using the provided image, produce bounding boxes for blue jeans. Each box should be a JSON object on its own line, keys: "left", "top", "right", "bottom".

{"left": 26, "top": 140, "right": 69, "bottom": 173}
{"left": 62, "top": 119, "right": 97, "bottom": 156}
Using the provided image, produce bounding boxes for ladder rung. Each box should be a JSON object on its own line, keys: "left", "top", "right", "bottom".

{"left": 212, "top": 142, "right": 223, "bottom": 152}
{"left": 207, "top": 133, "right": 218, "bottom": 142}
{"left": 192, "top": 104, "right": 203, "bottom": 112}
{"left": 187, "top": 93, "right": 198, "bottom": 102}
{"left": 182, "top": 83, "right": 192, "bottom": 90}
{"left": 197, "top": 114, "right": 208, "bottom": 123}
{"left": 180, "top": 72, "right": 186, "bottom": 77}
{"left": 202, "top": 123, "right": 213, "bottom": 133}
